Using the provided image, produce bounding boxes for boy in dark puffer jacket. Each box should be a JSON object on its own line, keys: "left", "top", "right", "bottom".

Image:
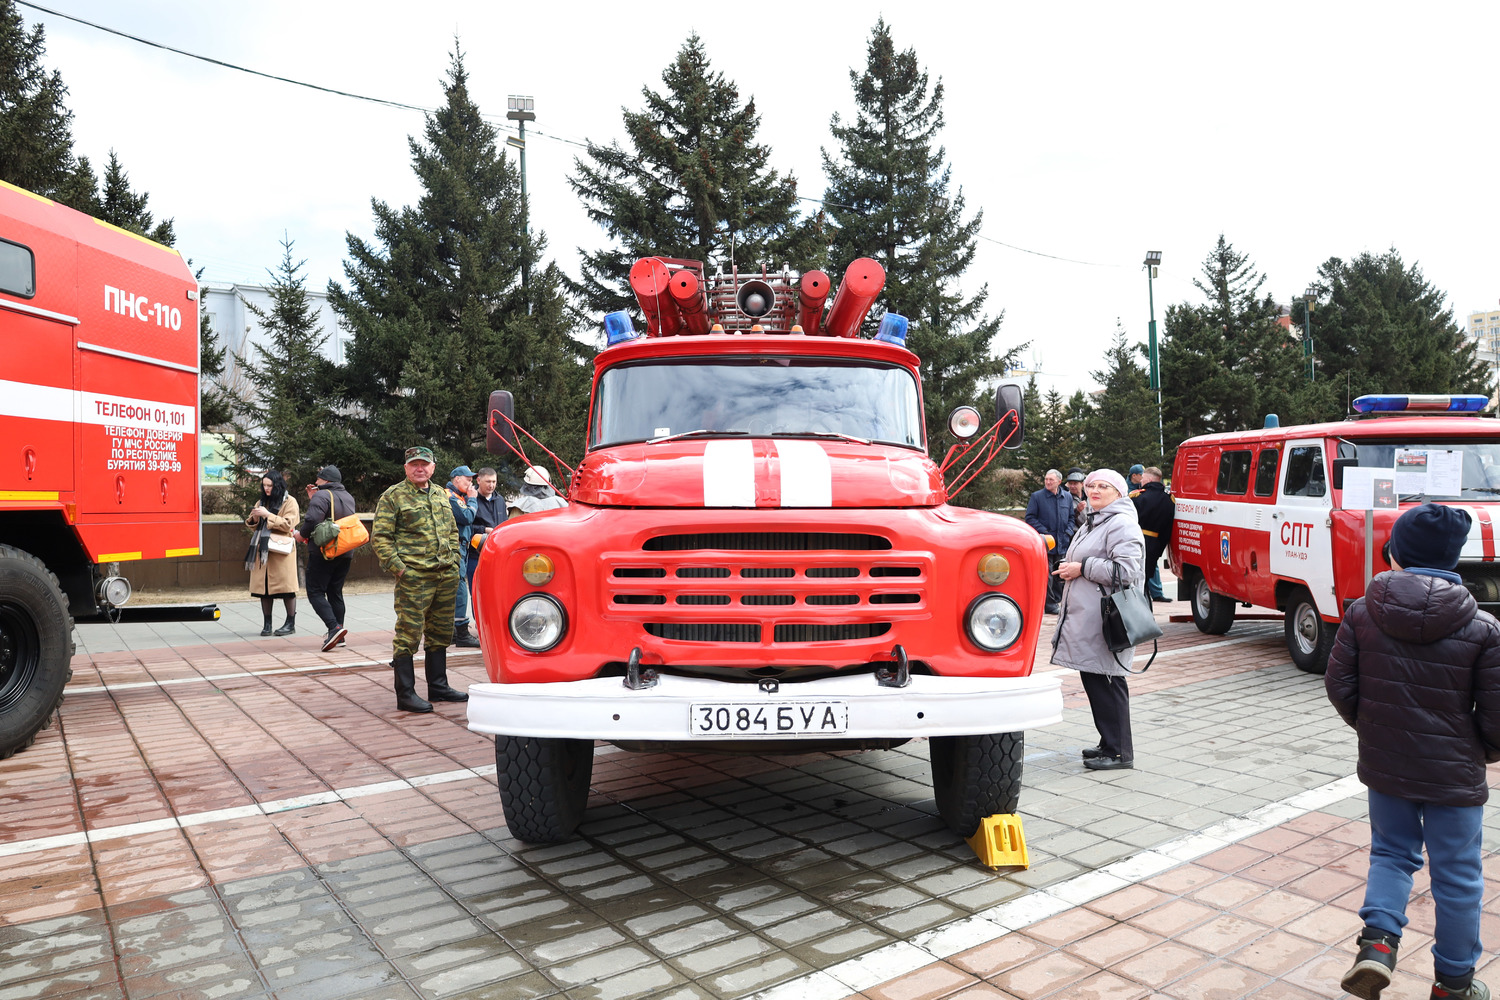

{"left": 1327, "top": 503, "right": 1500, "bottom": 1000}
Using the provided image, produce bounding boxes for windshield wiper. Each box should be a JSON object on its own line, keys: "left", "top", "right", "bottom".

{"left": 783, "top": 431, "right": 873, "bottom": 446}
{"left": 646, "top": 429, "right": 752, "bottom": 445}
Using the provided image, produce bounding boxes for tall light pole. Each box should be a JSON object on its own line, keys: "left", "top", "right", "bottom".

{"left": 506, "top": 95, "right": 535, "bottom": 305}
{"left": 1144, "top": 250, "right": 1164, "bottom": 457}
{"left": 1301, "top": 285, "right": 1316, "bottom": 382}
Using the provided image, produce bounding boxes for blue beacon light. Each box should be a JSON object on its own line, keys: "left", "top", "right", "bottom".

{"left": 604, "top": 311, "right": 638, "bottom": 346}
{"left": 1352, "top": 394, "right": 1489, "bottom": 414}
{"left": 874, "top": 313, "right": 910, "bottom": 346}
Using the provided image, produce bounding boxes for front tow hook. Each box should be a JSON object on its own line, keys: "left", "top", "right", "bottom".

{"left": 875, "top": 644, "right": 910, "bottom": 688}
{"left": 624, "top": 647, "right": 659, "bottom": 690}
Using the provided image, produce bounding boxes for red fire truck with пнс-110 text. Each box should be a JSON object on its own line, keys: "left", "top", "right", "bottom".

{"left": 465, "top": 254, "right": 1063, "bottom": 844}
{"left": 1, "top": 179, "right": 217, "bottom": 759}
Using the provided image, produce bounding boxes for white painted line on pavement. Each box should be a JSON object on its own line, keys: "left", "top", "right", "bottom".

{"left": 0, "top": 761, "right": 502, "bottom": 858}
{"left": 65, "top": 648, "right": 485, "bottom": 695}
{"left": 750, "top": 772, "right": 1366, "bottom": 1000}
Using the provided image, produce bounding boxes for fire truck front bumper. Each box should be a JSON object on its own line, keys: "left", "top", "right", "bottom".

{"left": 466, "top": 671, "right": 1062, "bottom": 741}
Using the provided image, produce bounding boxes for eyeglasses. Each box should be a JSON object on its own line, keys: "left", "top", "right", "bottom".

{"left": 1085, "top": 483, "right": 1117, "bottom": 492}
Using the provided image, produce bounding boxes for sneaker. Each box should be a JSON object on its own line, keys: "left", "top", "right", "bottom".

{"left": 1433, "top": 981, "right": 1490, "bottom": 1000}
{"left": 321, "top": 626, "right": 348, "bottom": 652}
{"left": 1341, "top": 932, "right": 1399, "bottom": 1000}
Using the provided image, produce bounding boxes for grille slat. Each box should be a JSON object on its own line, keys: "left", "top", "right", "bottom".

{"left": 646, "top": 623, "right": 761, "bottom": 642}
{"left": 645, "top": 532, "right": 891, "bottom": 551}
{"left": 774, "top": 623, "right": 891, "bottom": 642}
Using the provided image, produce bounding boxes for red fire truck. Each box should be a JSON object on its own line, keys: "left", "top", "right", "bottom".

{"left": 1, "top": 180, "right": 207, "bottom": 758}
{"left": 1168, "top": 394, "right": 1500, "bottom": 674}
{"left": 467, "top": 255, "right": 1063, "bottom": 844}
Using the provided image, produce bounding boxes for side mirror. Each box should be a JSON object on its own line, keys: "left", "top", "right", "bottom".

{"left": 1332, "top": 455, "right": 1358, "bottom": 490}
{"left": 995, "top": 381, "right": 1024, "bottom": 450}
{"left": 487, "top": 390, "right": 516, "bottom": 454}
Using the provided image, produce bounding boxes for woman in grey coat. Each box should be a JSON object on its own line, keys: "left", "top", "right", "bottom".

{"left": 1050, "top": 468, "right": 1147, "bottom": 770}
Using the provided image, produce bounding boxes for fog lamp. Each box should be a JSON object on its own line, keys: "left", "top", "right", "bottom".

{"left": 522, "top": 553, "right": 555, "bottom": 586}
{"left": 977, "top": 553, "right": 1010, "bottom": 585}
{"left": 948, "top": 406, "right": 981, "bottom": 439}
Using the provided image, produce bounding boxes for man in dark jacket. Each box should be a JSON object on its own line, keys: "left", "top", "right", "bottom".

{"left": 1025, "top": 469, "right": 1075, "bottom": 614}
{"left": 295, "top": 465, "right": 357, "bottom": 652}
{"left": 1130, "top": 467, "right": 1173, "bottom": 602}
{"left": 446, "top": 466, "right": 480, "bottom": 648}
{"left": 1326, "top": 503, "right": 1500, "bottom": 1000}
{"left": 467, "top": 466, "right": 506, "bottom": 597}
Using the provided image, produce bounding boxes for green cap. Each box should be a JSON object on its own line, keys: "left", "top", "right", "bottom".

{"left": 403, "top": 446, "right": 435, "bottom": 465}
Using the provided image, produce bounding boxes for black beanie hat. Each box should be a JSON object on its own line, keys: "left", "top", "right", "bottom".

{"left": 1389, "top": 502, "right": 1470, "bottom": 571}
{"left": 316, "top": 465, "right": 342, "bottom": 484}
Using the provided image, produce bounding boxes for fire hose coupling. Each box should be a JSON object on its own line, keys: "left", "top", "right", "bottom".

{"left": 875, "top": 644, "right": 911, "bottom": 689}
{"left": 623, "top": 647, "right": 659, "bottom": 691}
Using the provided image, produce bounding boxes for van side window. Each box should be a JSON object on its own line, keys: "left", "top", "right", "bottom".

{"left": 0, "top": 239, "right": 35, "bottom": 298}
{"left": 1283, "top": 446, "right": 1326, "bottom": 497}
{"left": 1253, "top": 449, "right": 1279, "bottom": 496}
{"left": 1216, "top": 450, "right": 1253, "bottom": 495}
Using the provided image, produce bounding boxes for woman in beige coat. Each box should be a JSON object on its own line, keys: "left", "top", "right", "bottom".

{"left": 246, "top": 470, "right": 300, "bottom": 636}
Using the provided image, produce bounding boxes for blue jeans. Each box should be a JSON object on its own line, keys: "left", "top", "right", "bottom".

{"left": 1360, "top": 788, "right": 1484, "bottom": 979}
{"left": 1147, "top": 564, "right": 1164, "bottom": 600}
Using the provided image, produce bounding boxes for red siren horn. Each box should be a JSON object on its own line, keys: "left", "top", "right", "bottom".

{"left": 667, "top": 267, "right": 711, "bottom": 335}
{"left": 629, "top": 257, "right": 684, "bottom": 336}
{"left": 797, "top": 270, "right": 830, "bottom": 335}
{"left": 824, "top": 258, "right": 885, "bottom": 338}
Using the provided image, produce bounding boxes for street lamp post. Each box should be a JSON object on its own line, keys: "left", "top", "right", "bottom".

{"left": 1144, "top": 250, "right": 1163, "bottom": 457}
{"left": 506, "top": 96, "right": 536, "bottom": 304}
{"left": 1302, "top": 285, "right": 1316, "bottom": 382}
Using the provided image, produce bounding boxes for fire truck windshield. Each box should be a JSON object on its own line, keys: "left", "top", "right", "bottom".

{"left": 1349, "top": 440, "right": 1500, "bottom": 500}
{"left": 591, "top": 357, "right": 923, "bottom": 450}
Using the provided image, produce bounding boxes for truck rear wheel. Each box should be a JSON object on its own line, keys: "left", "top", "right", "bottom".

{"left": 1190, "top": 575, "right": 1235, "bottom": 635}
{"left": 930, "top": 732, "right": 1023, "bottom": 838}
{"left": 495, "top": 735, "right": 594, "bottom": 844}
{"left": 0, "top": 545, "right": 74, "bottom": 760}
{"left": 1285, "top": 588, "right": 1335, "bottom": 675}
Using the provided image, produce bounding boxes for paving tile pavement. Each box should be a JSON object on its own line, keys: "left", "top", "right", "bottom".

{"left": 3, "top": 601, "right": 1500, "bottom": 998}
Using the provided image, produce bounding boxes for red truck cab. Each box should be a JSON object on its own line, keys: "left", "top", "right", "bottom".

{"left": 1168, "top": 394, "right": 1500, "bottom": 673}
{"left": 467, "top": 257, "right": 1063, "bottom": 843}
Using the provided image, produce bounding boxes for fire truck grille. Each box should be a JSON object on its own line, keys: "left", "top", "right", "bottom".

{"left": 645, "top": 623, "right": 761, "bottom": 642}
{"left": 607, "top": 531, "right": 927, "bottom": 646}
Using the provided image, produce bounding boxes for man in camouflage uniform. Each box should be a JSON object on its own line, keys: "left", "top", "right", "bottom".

{"left": 372, "top": 446, "right": 468, "bottom": 713}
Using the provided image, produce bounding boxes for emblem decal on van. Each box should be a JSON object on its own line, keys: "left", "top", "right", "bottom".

{"left": 1220, "top": 530, "right": 1231, "bottom": 564}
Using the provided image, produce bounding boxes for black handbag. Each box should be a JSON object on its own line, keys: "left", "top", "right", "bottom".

{"left": 1099, "top": 563, "right": 1163, "bottom": 673}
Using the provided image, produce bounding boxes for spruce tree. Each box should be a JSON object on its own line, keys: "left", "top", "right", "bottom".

{"left": 331, "top": 46, "right": 591, "bottom": 482}
{"left": 822, "top": 19, "right": 1019, "bottom": 508}
{"left": 570, "top": 33, "right": 823, "bottom": 318}
{"left": 1301, "top": 250, "right": 1488, "bottom": 414}
{"left": 1084, "top": 326, "right": 1161, "bottom": 476}
{"left": 0, "top": 0, "right": 82, "bottom": 201}
{"left": 232, "top": 238, "right": 373, "bottom": 499}
{"left": 96, "top": 151, "right": 174, "bottom": 244}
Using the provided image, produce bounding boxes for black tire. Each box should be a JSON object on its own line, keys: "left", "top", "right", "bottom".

{"left": 0, "top": 545, "right": 74, "bottom": 760}
{"left": 495, "top": 735, "right": 594, "bottom": 844}
{"left": 1285, "top": 587, "right": 1335, "bottom": 675}
{"left": 930, "top": 732, "right": 1023, "bottom": 838}
{"left": 1189, "top": 574, "right": 1235, "bottom": 635}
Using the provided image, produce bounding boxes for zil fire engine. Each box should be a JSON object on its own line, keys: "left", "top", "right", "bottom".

{"left": 0, "top": 180, "right": 208, "bottom": 758}
{"left": 466, "top": 254, "right": 1063, "bottom": 844}
{"left": 1168, "top": 394, "right": 1500, "bottom": 674}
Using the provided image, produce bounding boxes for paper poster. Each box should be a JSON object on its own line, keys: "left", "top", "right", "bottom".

{"left": 1393, "top": 449, "right": 1429, "bottom": 495}
{"left": 1426, "top": 449, "right": 1462, "bottom": 496}
{"left": 1342, "top": 466, "right": 1397, "bottom": 510}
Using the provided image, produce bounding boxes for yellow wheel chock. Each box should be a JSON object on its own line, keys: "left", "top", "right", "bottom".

{"left": 966, "top": 813, "right": 1030, "bottom": 868}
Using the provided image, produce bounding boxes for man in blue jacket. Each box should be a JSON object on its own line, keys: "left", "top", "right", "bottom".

{"left": 1025, "top": 469, "right": 1076, "bottom": 614}
{"left": 447, "top": 465, "right": 479, "bottom": 648}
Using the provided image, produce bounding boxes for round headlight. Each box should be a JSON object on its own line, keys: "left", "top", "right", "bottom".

{"left": 966, "top": 593, "right": 1022, "bottom": 651}
{"left": 509, "top": 594, "right": 567, "bottom": 651}
{"left": 948, "top": 406, "right": 981, "bottom": 439}
{"left": 977, "top": 553, "right": 1010, "bottom": 586}
{"left": 522, "top": 553, "right": 555, "bottom": 586}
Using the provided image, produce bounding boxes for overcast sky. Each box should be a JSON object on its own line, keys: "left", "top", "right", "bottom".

{"left": 20, "top": 0, "right": 1500, "bottom": 397}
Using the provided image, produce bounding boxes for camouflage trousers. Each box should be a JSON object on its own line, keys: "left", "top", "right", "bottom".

{"left": 392, "top": 565, "right": 460, "bottom": 656}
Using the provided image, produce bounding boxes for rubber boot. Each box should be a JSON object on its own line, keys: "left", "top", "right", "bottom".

{"left": 392, "top": 654, "right": 432, "bottom": 713}
{"left": 273, "top": 613, "right": 296, "bottom": 636}
{"left": 453, "top": 621, "right": 480, "bottom": 648}
{"left": 424, "top": 647, "right": 468, "bottom": 702}
{"left": 260, "top": 613, "right": 273, "bottom": 637}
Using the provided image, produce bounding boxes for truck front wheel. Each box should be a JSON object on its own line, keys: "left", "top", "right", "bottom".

{"left": 930, "top": 732, "right": 1023, "bottom": 838}
{"left": 1285, "top": 588, "right": 1335, "bottom": 675}
{"left": 1190, "top": 575, "right": 1236, "bottom": 635}
{"left": 0, "top": 545, "right": 74, "bottom": 759}
{"left": 495, "top": 735, "right": 594, "bottom": 844}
